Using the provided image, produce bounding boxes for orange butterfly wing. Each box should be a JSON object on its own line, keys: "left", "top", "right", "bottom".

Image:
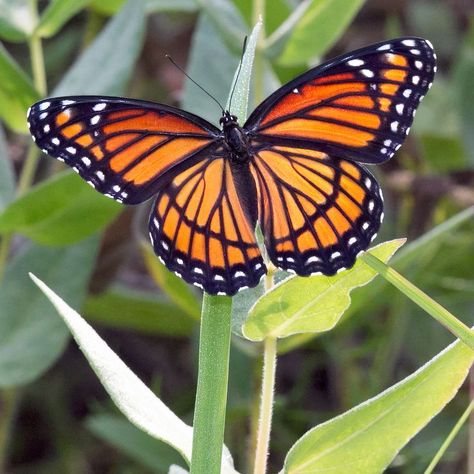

{"left": 250, "top": 146, "right": 382, "bottom": 274}
{"left": 149, "top": 148, "right": 266, "bottom": 295}
{"left": 28, "top": 96, "right": 220, "bottom": 204}
{"left": 246, "top": 38, "right": 436, "bottom": 164}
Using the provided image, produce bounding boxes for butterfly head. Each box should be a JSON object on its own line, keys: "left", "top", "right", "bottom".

{"left": 220, "top": 111, "right": 238, "bottom": 128}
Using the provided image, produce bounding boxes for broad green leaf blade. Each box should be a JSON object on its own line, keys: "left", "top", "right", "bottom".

{"left": 283, "top": 334, "right": 474, "bottom": 474}
{"left": 141, "top": 242, "right": 200, "bottom": 320}
{"left": 36, "top": 0, "right": 92, "bottom": 38}
{"left": 226, "top": 18, "right": 262, "bottom": 122}
{"left": 0, "top": 43, "right": 40, "bottom": 133}
{"left": 86, "top": 414, "right": 186, "bottom": 471}
{"left": 84, "top": 288, "right": 196, "bottom": 336}
{"left": 278, "top": 0, "right": 366, "bottom": 66}
{"left": 182, "top": 13, "right": 238, "bottom": 123}
{"left": 0, "top": 0, "right": 35, "bottom": 42}
{"left": 0, "top": 171, "right": 122, "bottom": 245}
{"left": 0, "top": 238, "right": 98, "bottom": 386}
{"left": 53, "top": 0, "right": 145, "bottom": 96}
{"left": 29, "top": 274, "right": 238, "bottom": 474}
{"left": 242, "top": 240, "right": 404, "bottom": 341}
{"left": 0, "top": 124, "right": 15, "bottom": 212}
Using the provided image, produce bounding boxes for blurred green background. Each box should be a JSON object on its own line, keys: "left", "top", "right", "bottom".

{"left": 0, "top": 0, "right": 473, "bottom": 473}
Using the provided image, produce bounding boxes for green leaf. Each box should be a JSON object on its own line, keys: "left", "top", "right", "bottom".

{"left": 0, "top": 0, "right": 35, "bottom": 42}
{"left": 0, "top": 238, "right": 98, "bottom": 387}
{"left": 141, "top": 242, "right": 200, "bottom": 320}
{"left": 86, "top": 414, "right": 186, "bottom": 471}
{"left": 0, "top": 124, "right": 15, "bottom": 212}
{"left": 278, "top": 0, "right": 366, "bottom": 66}
{"left": 182, "top": 13, "right": 238, "bottom": 124}
{"left": 242, "top": 240, "right": 404, "bottom": 341}
{"left": 283, "top": 334, "right": 474, "bottom": 474}
{"left": 84, "top": 288, "right": 196, "bottom": 337}
{"left": 36, "top": 0, "right": 92, "bottom": 38}
{"left": 197, "top": 0, "right": 248, "bottom": 53}
{"left": 226, "top": 18, "right": 262, "bottom": 122}
{"left": 29, "top": 273, "right": 237, "bottom": 473}
{"left": 90, "top": 0, "right": 196, "bottom": 15}
{"left": 0, "top": 171, "right": 122, "bottom": 245}
{"left": 53, "top": 0, "right": 146, "bottom": 96}
{"left": 0, "top": 43, "right": 40, "bottom": 133}
{"left": 420, "top": 135, "right": 468, "bottom": 172}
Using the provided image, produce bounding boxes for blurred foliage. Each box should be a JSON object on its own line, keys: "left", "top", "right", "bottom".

{"left": 0, "top": 0, "right": 473, "bottom": 473}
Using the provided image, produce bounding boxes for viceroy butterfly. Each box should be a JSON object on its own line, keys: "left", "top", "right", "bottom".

{"left": 28, "top": 37, "right": 436, "bottom": 295}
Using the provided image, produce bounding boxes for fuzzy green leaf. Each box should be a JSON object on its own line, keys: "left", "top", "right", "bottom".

{"left": 0, "top": 43, "right": 40, "bottom": 133}
{"left": 278, "top": 0, "right": 366, "bottom": 66}
{"left": 29, "top": 273, "right": 238, "bottom": 473}
{"left": 283, "top": 334, "right": 474, "bottom": 473}
{"left": 242, "top": 240, "right": 404, "bottom": 341}
{"left": 53, "top": 0, "right": 146, "bottom": 96}
{"left": 0, "top": 238, "right": 98, "bottom": 386}
{"left": 0, "top": 171, "right": 122, "bottom": 245}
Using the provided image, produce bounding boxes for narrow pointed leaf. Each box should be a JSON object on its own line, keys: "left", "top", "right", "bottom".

{"left": 36, "top": 0, "right": 92, "bottom": 38}
{"left": 226, "top": 18, "right": 262, "bottom": 122}
{"left": 0, "top": 171, "right": 121, "bottom": 245}
{"left": 0, "top": 43, "right": 40, "bottom": 133}
{"left": 53, "top": 0, "right": 145, "bottom": 96}
{"left": 283, "top": 335, "right": 474, "bottom": 473}
{"left": 278, "top": 0, "right": 366, "bottom": 66}
{"left": 242, "top": 240, "right": 404, "bottom": 341}
{"left": 29, "top": 274, "right": 238, "bottom": 473}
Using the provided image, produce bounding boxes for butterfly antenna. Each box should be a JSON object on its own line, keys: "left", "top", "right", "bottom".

{"left": 165, "top": 54, "right": 225, "bottom": 114}
{"left": 228, "top": 36, "right": 248, "bottom": 112}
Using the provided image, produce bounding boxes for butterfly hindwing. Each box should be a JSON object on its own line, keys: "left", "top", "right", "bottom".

{"left": 149, "top": 148, "right": 266, "bottom": 295}
{"left": 27, "top": 96, "right": 220, "bottom": 204}
{"left": 250, "top": 145, "right": 383, "bottom": 275}
{"left": 245, "top": 37, "right": 436, "bottom": 165}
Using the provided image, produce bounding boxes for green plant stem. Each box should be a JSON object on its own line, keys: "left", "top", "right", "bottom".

{"left": 424, "top": 398, "right": 474, "bottom": 474}
{"left": 190, "top": 293, "right": 232, "bottom": 474}
{"left": 253, "top": 336, "right": 277, "bottom": 474}
{"left": 361, "top": 253, "right": 474, "bottom": 351}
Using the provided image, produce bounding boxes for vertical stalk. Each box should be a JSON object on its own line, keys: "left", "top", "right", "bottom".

{"left": 253, "top": 337, "right": 277, "bottom": 474}
{"left": 190, "top": 294, "right": 233, "bottom": 474}
{"left": 0, "top": 388, "right": 18, "bottom": 472}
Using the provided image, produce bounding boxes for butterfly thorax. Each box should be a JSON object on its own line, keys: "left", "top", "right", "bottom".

{"left": 220, "top": 111, "right": 250, "bottom": 164}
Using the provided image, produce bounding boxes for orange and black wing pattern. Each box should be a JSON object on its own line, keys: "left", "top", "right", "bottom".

{"left": 27, "top": 96, "right": 220, "bottom": 204}
{"left": 149, "top": 148, "right": 266, "bottom": 295}
{"left": 245, "top": 38, "right": 436, "bottom": 164}
{"left": 250, "top": 146, "right": 383, "bottom": 275}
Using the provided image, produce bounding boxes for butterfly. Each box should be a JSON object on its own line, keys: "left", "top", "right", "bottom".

{"left": 27, "top": 37, "right": 436, "bottom": 296}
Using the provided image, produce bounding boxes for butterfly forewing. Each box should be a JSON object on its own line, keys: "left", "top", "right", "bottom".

{"left": 28, "top": 96, "right": 220, "bottom": 204}
{"left": 149, "top": 150, "right": 266, "bottom": 295}
{"left": 246, "top": 38, "right": 436, "bottom": 165}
